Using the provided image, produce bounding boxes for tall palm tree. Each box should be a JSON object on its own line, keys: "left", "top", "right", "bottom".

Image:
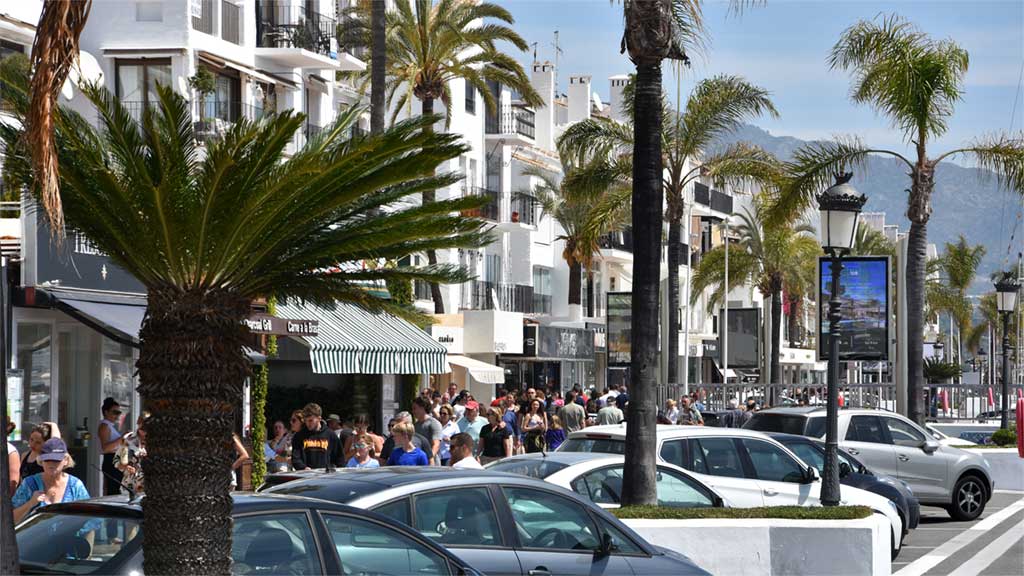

{"left": 691, "top": 199, "right": 820, "bottom": 389}
{"left": 370, "top": 0, "right": 386, "bottom": 134}
{"left": 527, "top": 159, "right": 629, "bottom": 314}
{"left": 1, "top": 73, "right": 489, "bottom": 573}
{"left": 561, "top": 74, "right": 780, "bottom": 387}
{"left": 341, "top": 0, "right": 541, "bottom": 313}
{"left": 851, "top": 225, "right": 895, "bottom": 258}
{"left": 940, "top": 235, "right": 986, "bottom": 367}
{"left": 770, "top": 14, "right": 1024, "bottom": 424}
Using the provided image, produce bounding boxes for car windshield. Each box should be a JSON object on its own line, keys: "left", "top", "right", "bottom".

{"left": 17, "top": 511, "right": 141, "bottom": 575}
{"left": 263, "top": 479, "right": 386, "bottom": 503}
{"left": 486, "top": 459, "right": 570, "bottom": 479}
{"left": 745, "top": 413, "right": 818, "bottom": 436}
{"left": 558, "top": 437, "right": 626, "bottom": 454}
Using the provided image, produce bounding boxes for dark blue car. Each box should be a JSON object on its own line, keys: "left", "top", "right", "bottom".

{"left": 768, "top": 432, "right": 920, "bottom": 537}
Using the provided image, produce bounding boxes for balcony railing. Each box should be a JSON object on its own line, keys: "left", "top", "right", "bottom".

{"left": 193, "top": 100, "right": 268, "bottom": 141}
{"left": 463, "top": 186, "right": 501, "bottom": 222}
{"left": 256, "top": 1, "right": 336, "bottom": 57}
{"left": 466, "top": 281, "right": 534, "bottom": 313}
{"left": 599, "top": 228, "right": 633, "bottom": 253}
{"left": 510, "top": 193, "right": 537, "bottom": 226}
{"left": 192, "top": 0, "right": 215, "bottom": 34}
{"left": 485, "top": 104, "right": 535, "bottom": 139}
{"left": 221, "top": 0, "right": 241, "bottom": 44}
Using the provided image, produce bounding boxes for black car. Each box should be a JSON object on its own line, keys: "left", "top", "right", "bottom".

{"left": 767, "top": 432, "right": 921, "bottom": 535}
{"left": 16, "top": 493, "right": 480, "bottom": 575}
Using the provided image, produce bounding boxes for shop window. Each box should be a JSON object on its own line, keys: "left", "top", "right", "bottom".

{"left": 532, "top": 266, "right": 551, "bottom": 315}
{"left": 14, "top": 324, "right": 53, "bottom": 439}
{"left": 115, "top": 58, "right": 172, "bottom": 120}
{"left": 102, "top": 338, "right": 136, "bottom": 428}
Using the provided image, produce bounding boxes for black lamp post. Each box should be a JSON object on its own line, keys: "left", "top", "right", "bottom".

{"left": 818, "top": 172, "right": 866, "bottom": 507}
{"left": 994, "top": 273, "right": 1018, "bottom": 430}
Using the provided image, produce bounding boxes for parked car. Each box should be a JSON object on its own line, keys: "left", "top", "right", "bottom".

{"left": 15, "top": 493, "right": 480, "bottom": 575}
{"left": 765, "top": 432, "right": 920, "bottom": 535}
{"left": 925, "top": 424, "right": 976, "bottom": 446}
{"left": 975, "top": 409, "right": 1016, "bottom": 424}
{"left": 744, "top": 407, "right": 995, "bottom": 520}
{"left": 486, "top": 452, "right": 726, "bottom": 509}
{"left": 556, "top": 425, "right": 904, "bottom": 557}
{"left": 263, "top": 467, "right": 711, "bottom": 575}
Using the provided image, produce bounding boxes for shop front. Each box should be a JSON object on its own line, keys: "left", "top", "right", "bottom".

{"left": 500, "top": 325, "right": 596, "bottom": 395}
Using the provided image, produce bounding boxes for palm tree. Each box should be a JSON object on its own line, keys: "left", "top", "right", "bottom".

{"left": 561, "top": 74, "right": 780, "bottom": 388}
{"left": 691, "top": 199, "right": 820, "bottom": 389}
{"left": 851, "top": 225, "right": 895, "bottom": 257}
{"left": 527, "top": 159, "right": 629, "bottom": 314}
{"left": 0, "top": 74, "right": 489, "bottom": 573}
{"left": 770, "top": 14, "right": 1024, "bottom": 424}
{"left": 370, "top": 0, "right": 386, "bottom": 134}
{"left": 940, "top": 235, "right": 986, "bottom": 367}
{"left": 341, "top": 0, "right": 541, "bottom": 313}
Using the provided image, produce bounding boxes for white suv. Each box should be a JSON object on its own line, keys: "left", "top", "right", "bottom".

{"left": 744, "top": 407, "right": 994, "bottom": 520}
{"left": 558, "top": 425, "right": 905, "bottom": 554}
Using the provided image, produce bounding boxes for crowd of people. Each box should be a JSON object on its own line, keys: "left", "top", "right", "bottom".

{"left": 660, "top": 392, "right": 761, "bottom": 427}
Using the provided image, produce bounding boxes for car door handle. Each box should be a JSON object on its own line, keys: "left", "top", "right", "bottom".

{"left": 529, "top": 568, "right": 551, "bottom": 575}
{"left": 763, "top": 489, "right": 778, "bottom": 496}
{"left": 898, "top": 455, "right": 910, "bottom": 462}
{"left": 846, "top": 448, "right": 859, "bottom": 455}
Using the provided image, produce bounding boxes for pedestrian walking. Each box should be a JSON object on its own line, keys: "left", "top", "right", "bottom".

{"left": 437, "top": 405, "right": 460, "bottom": 465}
{"left": 291, "top": 403, "right": 343, "bottom": 470}
{"left": 230, "top": 433, "right": 249, "bottom": 490}
{"left": 412, "top": 397, "right": 442, "bottom": 465}
{"left": 500, "top": 398, "right": 521, "bottom": 454}
{"left": 98, "top": 398, "right": 125, "bottom": 497}
{"left": 598, "top": 401, "right": 624, "bottom": 425}
{"left": 522, "top": 399, "right": 548, "bottom": 453}
{"left": 665, "top": 399, "right": 680, "bottom": 424}
{"left": 380, "top": 411, "right": 433, "bottom": 464}
{"left": 12, "top": 438, "right": 90, "bottom": 523}
{"left": 343, "top": 413, "right": 384, "bottom": 461}
{"left": 386, "top": 421, "right": 429, "bottom": 466}
{"left": 690, "top": 392, "right": 705, "bottom": 412}
{"left": 558, "top": 391, "right": 587, "bottom": 432}
{"left": 457, "top": 401, "right": 486, "bottom": 455}
{"left": 719, "top": 398, "right": 745, "bottom": 428}
{"left": 115, "top": 412, "right": 149, "bottom": 494}
{"left": 585, "top": 398, "right": 601, "bottom": 427}
{"left": 20, "top": 422, "right": 59, "bottom": 481}
{"left": 677, "top": 397, "right": 704, "bottom": 426}
{"left": 479, "top": 407, "right": 512, "bottom": 465}
{"left": 268, "top": 420, "right": 292, "bottom": 471}
{"left": 545, "top": 415, "right": 566, "bottom": 451}
{"left": 449, "top": 432, "right": 482, "bottom": 469}
{"left": 346, "top": 435, "right": 381, "bottom": 468}
{"left": 6, "top": 420, "right": 19, "bottom": 496}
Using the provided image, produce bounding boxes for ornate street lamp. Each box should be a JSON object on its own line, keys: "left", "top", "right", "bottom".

{"left": 994, "top": 273, "right": 1018, "bottom": 430}
{"left": 818, "top": 172, "right": 866, "bottom": 507}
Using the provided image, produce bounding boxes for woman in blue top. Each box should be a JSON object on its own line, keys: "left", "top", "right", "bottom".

{"left": 385, "top": 422, "right": 429, "bottom": 466}
{"left": 13, "top": 438, "right": 90, "bottom": 523}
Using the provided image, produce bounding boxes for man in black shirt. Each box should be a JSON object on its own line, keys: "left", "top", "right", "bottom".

{"left": 291, "top": 403, "right": 344, "bottom": 470}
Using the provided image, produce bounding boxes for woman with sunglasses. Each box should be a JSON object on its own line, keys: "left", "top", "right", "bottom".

{"left": 345, "top": 434, "right": 380, "bottom": 468}
{"left": 98, "top": 398, "right": 124, "bottom": 496}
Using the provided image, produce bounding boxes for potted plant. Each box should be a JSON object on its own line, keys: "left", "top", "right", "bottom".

{"left": 188, "top": 67, "right": 217, "bottom": 139}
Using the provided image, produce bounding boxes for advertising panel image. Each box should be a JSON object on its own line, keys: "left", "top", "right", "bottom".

{"left": 607, "top": 292, "right": 632, "bottom": 366}
{"left": 818, "top": 256, "right": 890, "bottom": 360}
{"left": 719, "top": 307, "right": 760, "bottom": 369}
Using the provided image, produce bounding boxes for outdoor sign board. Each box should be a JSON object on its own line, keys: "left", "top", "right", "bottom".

{"left": 607, "top": 292, "right": 632, "bottom": 366}
{"left": 244, "top": 314, "right": 318, "bottom": 337}
{"left": 586, "top": 322, "right": 607, "bottom": 352}
{"left": 719, "top": 307, "right": 760, "bottom": 369}
{"left": 35, "top": 216, "right": 145, "bottom": 294}
{"left": 818, "top": 256, "right": 891, "bottom": 361}
{"left": 430, "top": 325, "right": 465, "bottom": 354}
{"left": 521, "top": 325, "right": 595, "bottom": 360}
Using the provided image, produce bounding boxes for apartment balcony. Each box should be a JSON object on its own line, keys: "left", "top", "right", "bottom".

{"left": 465, "top": 281, "right": 534, "bottom": 314}
{"left": 191, "top": 0, "right": 242, "bottom": 45}
{"left": 485, "top": 104, "right": 535, "bottom": 144}
{"left": 599, "top": 228, "right": 634, "bottom": 264}
{"left": 193, "top": 100, "right": 270, "bottom": 142}
{"left": 509, "top": 193, "right": 537, "bottom": 227}
{"left": 255, "top": 1, "right": 347, "bottom": 69}
{"left": 693, "top": 182, "right": 734, "bottom": 215}
{"left": 0, "top": 200, "right": 21, "bottom": 261}
{"left": 463, "top": 186, "right": 501, "bottom": 222}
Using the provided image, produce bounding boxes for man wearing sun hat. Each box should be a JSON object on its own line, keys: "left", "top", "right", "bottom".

{"left": 456, "top": 400, "right": 486, "bottom": 455}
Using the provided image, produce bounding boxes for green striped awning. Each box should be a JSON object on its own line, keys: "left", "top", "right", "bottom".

{"left": 277, "top": 301, "right": 448, "bottom": 375}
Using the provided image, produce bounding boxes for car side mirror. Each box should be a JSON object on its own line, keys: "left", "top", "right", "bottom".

{"left": 598, "top": 533, "right": 616, "bottom": 557}
{"left": 839, "top": 462, "right": 852, "bottom": 479}
{"left": 804, "top": 466, "right": 820, "bottom": 484}
{"left": 921, "top": 439, "right": 940, "bottom": 454}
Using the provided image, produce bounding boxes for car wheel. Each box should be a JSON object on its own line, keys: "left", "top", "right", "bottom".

{"left": 948, "top": 475, "right": 986, "bottom": 521}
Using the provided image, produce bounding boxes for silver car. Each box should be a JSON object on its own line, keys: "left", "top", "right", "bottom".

{"left": 745, "top": 407, "right": 995, "bottom": 520}
{"left": 264, "top": 467, "right": 711, "bottom": 576}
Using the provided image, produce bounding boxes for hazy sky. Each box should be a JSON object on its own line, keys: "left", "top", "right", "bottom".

{"left": 495, "top": 0, "right": 1024, "bottom": 158}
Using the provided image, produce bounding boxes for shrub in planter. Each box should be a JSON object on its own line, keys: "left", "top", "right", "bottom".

{"left": 990, "top": 428, "right": 1017, "bottom": 446}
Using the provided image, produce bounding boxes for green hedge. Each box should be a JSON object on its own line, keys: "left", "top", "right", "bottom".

{"left": 991, "top": 428, "right": 1017, "bottom": 446}
{"left": 612, "top": 505, "right": 873, "bottom": 521}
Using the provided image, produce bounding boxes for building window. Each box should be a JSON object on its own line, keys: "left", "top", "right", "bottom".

{"left": 115, "top": 59, "right": 172, "bottom": 122}
{"left": 0, "top": 41, "right": 25, "bottom": 114}
{"left": 191, "top": 0, "right": 214, "bottom": 34}
{"left": 464, "top": 78, "right": 476, "bottom": 114}
{"left": 136, "top": 2, "right": 163, "bottom": 22}
{"left": 533, "top": 266, "right": 552, "bottom": 315}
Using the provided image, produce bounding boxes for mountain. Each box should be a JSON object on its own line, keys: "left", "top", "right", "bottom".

{"left": 716, "top": 125, "right": 1021, "bottom": 294}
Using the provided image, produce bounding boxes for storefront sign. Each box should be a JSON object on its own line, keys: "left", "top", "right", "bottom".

{"left": 244, "top": 314, "right": 318, "bottom": 337}
{"left": 522, "top": 325, "right": 595, "bottom": 360}
{"left": 35, "top": 216, "right": 145, "bottom": 294}
{"left": 463, "top": 310, "right": 523, "bottom": 354}
{"left": 586, "top": 322, "right": 607, "bottom": 352}
{"left": 703, "top": 339, "right": 719, "bottom": 359}
{"left": 607, "top": 292, "right": 631, "bottom": 366}
{"left": 430, "top": 325, "right": 464, "bottom": 354}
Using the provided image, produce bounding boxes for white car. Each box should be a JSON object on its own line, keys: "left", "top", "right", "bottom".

{"left": 486, "top": 452, "right": 728, "bottom": 509}
{"left": 925, "top": 425, "right": 976, "bottom": 447}
{"left": 558, "top": 425, "right": 905, "bottom": 556}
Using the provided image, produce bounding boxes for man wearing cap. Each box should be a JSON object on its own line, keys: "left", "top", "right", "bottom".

{"left": 291, "top": 403, "right": 344, "bottom": 471}
{"left": 456, "top": 401, "right": 486, "bottom": 455}
{"left": 12, "top": 438, "right": 91, "bottom": 522}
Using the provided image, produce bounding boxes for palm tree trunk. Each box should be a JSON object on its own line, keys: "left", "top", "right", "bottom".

{"left": 370, "top": 0, "right": 385, "bottom": 134}
{"left": 906, "top": 168, "right": 933, "bottom": 425}
{"left": 787, "top": 294, "right": 799, "bottom": 348}
{"left": 621, "top": 61, "right": 662, "bottom": 507}
{"left": 421, "top": 96, "right": 444, "bottom": 313}
{"left": 136, "top": 289, "right": 250, "bottom": 575}
{"left": 770, "top": 283, "right": 782, "bottom": 391}
{"left": 568, "top": 260, "right": 583, "bottom": 307}
{"left": 586, "top": 269, "right": 595, "bottom": 317}
{"left": 667, "top": 215, "right": 681, "bottom": 386}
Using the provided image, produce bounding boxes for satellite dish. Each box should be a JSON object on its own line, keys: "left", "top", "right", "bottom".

{"left": 61, "top": 50, "right": 104, "bottom": 100}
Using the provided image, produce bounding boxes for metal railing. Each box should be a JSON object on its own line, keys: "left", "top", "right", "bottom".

{"left": 221, "top": 0, "right": 242, "bottom": 44}
{"left": 510, "top": 193, "right": 537, "bottom": 226}
{"left": 256, "top": 0, "right": 336, "bottom": 57}
{"left": 485, "top": 104, "right": 535, "bottom": 139}
{"left": 463, "top": 186, "right": 501, "bottom": 222}
{"left": 465, "top": 280, "right": 534, "bottom": 313}
{"left": 192, "top": 0, "right": 215, "bottom": 34}
{"left": 193, "top": 100, "right": 268, "bottom": 140}
{"left": 599, "top": 228, "right": 633, "bottom": 252}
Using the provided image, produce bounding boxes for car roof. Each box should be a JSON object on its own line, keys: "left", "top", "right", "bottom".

{"left": 493, "top": 452, "right": 623, "bottom": 466}
{"left": 565, "top": 424, "right": 774, "bottom": 440}
{"left": 765, "top": 432, "right": 821, "bottom": 444}
{"left": 751, "top": 407, "right": 824, "bottom": 415}
{"left": 268, "top": 466, "right": 533, "bottom": 491}
{"left": 41, "top": 492, "right": 368, "bottom": 517}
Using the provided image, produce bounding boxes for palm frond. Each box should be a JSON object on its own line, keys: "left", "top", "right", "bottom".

{"left": 936, "top": 134, "right": 1024, "bottom": 195}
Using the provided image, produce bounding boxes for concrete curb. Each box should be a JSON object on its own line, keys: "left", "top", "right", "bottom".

{"left": 623, "top": 516, "right": 891, "bottom": 576}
